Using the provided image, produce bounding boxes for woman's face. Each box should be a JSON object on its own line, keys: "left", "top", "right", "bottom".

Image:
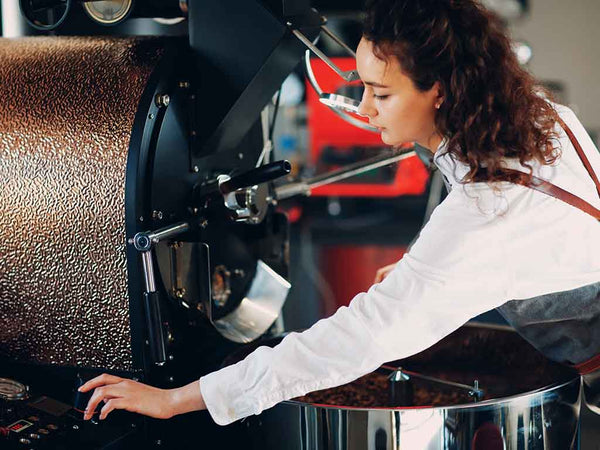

{"left": 356, "top": 38, "right": 443, "bottom": 151}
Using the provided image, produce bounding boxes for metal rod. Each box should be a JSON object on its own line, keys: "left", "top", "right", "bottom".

{"left": 148, "top": 222, "right": 190, "bottom": 243}
{"left": 141, "top": 251, "right": 156, "bottom": 292}
{"left": 290, "top": 28, "right": 359, "bottom": 82}
{"left": 275, "top": 150, "right": 416, "bottom": 200}
{"left": 321, "top": 24, "right": 357, "bottom": 58}
{"left": 309, "top": 151, "right": 415, "bottom": 188}
{"left": 382, "top": 365, "right": 484, "bottom": 398}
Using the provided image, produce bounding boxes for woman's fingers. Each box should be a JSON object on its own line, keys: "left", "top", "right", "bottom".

{"left": 374, "top": 264, "right": 396, "bottom": 284}
{"left": 84, "top": 383, "right": 126, "bottom": 420}
{"left": 79, "top": 373, "right": 124, "bottom": 393}
{"left": 374, "top": 267, "right": 388, "bottom": 283}
{"left": 99, "top": 398, "right": 127, "bottom": 420}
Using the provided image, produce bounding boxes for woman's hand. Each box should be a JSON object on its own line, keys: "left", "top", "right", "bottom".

{"left": 78, "top": 374, "right": 206, "bottom": 421}
{"left": 374, "top": 263, "right": 397, "bottom": 284}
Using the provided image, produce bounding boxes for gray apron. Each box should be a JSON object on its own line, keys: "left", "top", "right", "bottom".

{"left": 497, "top": 283, "right": 600, "bottom": 412}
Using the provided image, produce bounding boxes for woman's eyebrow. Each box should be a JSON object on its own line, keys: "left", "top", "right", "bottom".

{"left": 363, "top": 81, "right": 390, "bottom": 88}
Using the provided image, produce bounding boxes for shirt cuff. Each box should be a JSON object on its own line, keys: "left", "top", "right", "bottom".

{"left": 200, "top": 369, "right": 255, "bottom": 426}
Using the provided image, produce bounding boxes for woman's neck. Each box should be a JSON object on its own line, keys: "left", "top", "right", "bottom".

{"left": 418, "top": 132, "right": 444, "bottom": 154}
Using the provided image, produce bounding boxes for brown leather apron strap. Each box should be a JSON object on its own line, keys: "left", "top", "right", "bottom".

{"left": 497, "top": 117, "right": 600, "bottom": 221}
{"left": 556, "top": 116, "right": 600, "bottom": 199}
{"left": 574, "top": 353, "right": 600, "bottom": 375}
{"left": 504, "top": 171, "right": 600, "bottom": 220}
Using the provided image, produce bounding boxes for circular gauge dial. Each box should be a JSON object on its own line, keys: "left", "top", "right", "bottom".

{"left": 19, "top": 0, "right": 71, "bottom": 31}
{"left": 0, "top": 378, "right": 28, "bottom": 401}
{"left": 83, "top": 0, "right": 133, "bottom": 25}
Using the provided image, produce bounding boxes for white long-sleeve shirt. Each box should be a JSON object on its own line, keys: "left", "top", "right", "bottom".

{"left": 199, "top": 103, "right": 600, "bottom": 426}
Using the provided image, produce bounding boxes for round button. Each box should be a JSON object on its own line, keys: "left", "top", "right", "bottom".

{"left": 47, "top": 424, "right": 58, "bottom": 430}
{"left": 37, "top": 428, "right": 50, "bottom": 435}
{"left": 19, "top": 438, "right": 31, "bottom": 445}
{"left": 28, "top": 433, "right": 40, "bottom": 439}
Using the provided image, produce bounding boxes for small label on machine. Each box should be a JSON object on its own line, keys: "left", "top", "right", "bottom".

{"left": 7, "top": 419, "right": 33, "bottom": 433}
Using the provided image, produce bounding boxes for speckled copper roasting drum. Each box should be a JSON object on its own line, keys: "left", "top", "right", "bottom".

{"left": 0, "top": 37, "right": 165, "bottom": 371}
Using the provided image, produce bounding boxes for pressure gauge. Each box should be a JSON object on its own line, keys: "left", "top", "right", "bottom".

{"left": 19, "top": 0, "right": 72, "bottom": 31}
{"left": 0, "top": 378, "right": 28, "bottom": 401}
{"left": 83, "top": 0, "right": 133, "bottom": 25}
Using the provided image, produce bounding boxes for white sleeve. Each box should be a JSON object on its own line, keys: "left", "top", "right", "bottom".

{"left": 199, "top": 189, "right": 513, "bottom": 426}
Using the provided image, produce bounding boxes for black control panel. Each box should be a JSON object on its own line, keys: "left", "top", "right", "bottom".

{"left": 1, "top": 383, "right": 141, "bottom": 450}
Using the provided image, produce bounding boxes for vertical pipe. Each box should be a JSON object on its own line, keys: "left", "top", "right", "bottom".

{"left": 1, "top": 0, "right": 25, "bottom": 37}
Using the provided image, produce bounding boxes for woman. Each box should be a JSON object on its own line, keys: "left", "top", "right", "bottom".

{"left": 80, "top": 0, "right": 600, "bottom": 423}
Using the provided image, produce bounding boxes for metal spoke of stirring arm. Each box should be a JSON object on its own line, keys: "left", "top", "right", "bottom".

{"left": 382, "top": 365, "right": 485, "bottom": 401}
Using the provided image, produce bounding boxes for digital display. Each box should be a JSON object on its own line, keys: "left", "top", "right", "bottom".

{"left": 8, "top": 419, "right": 33, "bottom": 433}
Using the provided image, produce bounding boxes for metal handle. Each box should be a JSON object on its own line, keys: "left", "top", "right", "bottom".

{"left": 144, "top": 291, "right": 167, "bottom": 365}
{"left": 219, "top": 160, "right": 291, "bottom": 194}
{"left": 129, "top": 222, "right": 189, "bottom": 366}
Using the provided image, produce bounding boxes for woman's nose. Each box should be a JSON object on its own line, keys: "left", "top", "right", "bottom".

{"left": 357, "top": 90, "right": 376, "bottom": 119}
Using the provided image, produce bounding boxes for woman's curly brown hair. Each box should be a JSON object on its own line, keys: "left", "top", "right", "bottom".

{"left": 363, "top": 0, "right": 561, "bottom": 184}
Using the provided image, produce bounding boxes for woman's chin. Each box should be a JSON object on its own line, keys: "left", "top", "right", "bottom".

{"left": 379, "top": 132, "right": 400, "bottom": 146}
{"left": 379, "top": 131, "right": 391, "bottom": 144}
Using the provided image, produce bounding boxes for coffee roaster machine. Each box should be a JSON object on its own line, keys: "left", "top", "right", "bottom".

{"left": 0, "top": 0, "right": 353, "bottom": 448}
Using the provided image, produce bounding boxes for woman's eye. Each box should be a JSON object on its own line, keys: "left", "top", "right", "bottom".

{"left": 373, "top": 94, "right": 389, "bottom": 100}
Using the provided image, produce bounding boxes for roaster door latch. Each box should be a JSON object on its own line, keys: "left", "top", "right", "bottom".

{"left": 129, "top": 222, "right": 190, "bottom": 366}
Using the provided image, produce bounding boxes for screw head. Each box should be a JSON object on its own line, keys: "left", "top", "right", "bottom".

{"left": 148, "top": 113, "right": 155, "bottom": 120}
{"left": 155, "top": 94, "right": 170, "bottom": 108}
